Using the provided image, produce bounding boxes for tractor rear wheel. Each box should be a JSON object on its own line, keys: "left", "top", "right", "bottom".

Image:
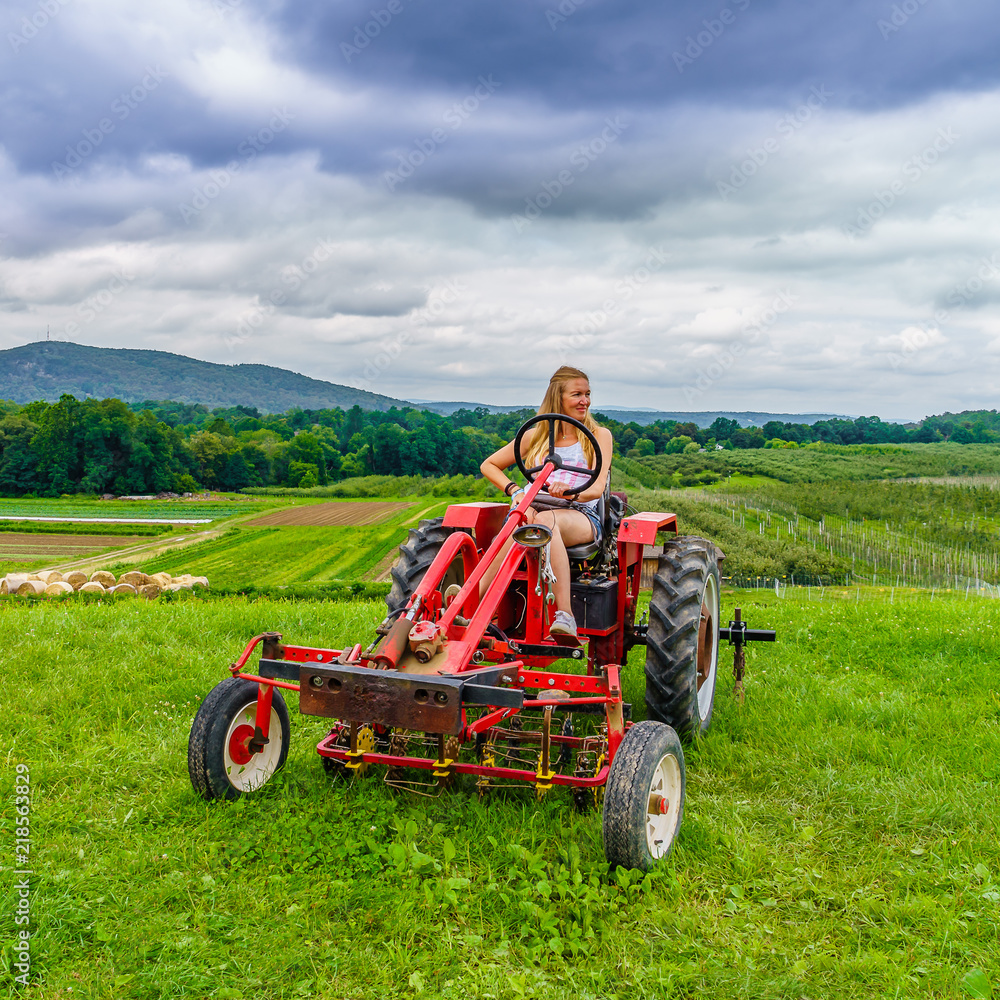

{"left": 644, "top": 536, "right": 722, "bottom": 739}
{"left": 188, "top": 677, "right": 290, "bottom": 800}
{"left": 386, "top": 517, "right": 465, "bottom": 614}
{"left": 603, "top": 720, "right": 685, "bottom": 871}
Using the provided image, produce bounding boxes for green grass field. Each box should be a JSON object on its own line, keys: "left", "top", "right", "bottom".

{"left": 137, "top": 525, "right": 408, "bottom": 587}
{"left": 4, "top": 589, "right": 998, "bottom": 999}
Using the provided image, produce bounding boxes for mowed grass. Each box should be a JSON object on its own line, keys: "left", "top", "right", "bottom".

{"left": 3, "top": 590, "right": 999, "bottom": 999}
{"left": 135, "top": 499, "right": 458, "bottom": 588}
{"left": 138, "top": 525, "right": 410, "bottom": 587}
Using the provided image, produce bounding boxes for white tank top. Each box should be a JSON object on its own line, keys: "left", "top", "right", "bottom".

{"left": 548, "top": 440, "right": 599, "bottom": 510}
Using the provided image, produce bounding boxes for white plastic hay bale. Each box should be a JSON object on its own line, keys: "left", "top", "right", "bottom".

{"left": 138, "top": 583, "right": 161, "bottom": 599}
{"left": 90, "top": 570, "right": 116, "bottom": 587}
{"left": 16, "top": 580, "right": 47, "bottom": 596}
{"left": 191, "top": 576, "right": 209, "bottom": 589}
{"left": 2, "top": 574, "right": 29, "bottom": 595}
{"left": 150, "top": 572, "right": 173, "bottom": 587}
{"left": 45, "top": 581, "right": 74, "bottom": 596}
{"left": 109, "top": 583, "right": 137, "bottom": 597}
{"left": 162, "top": 582, "right": 187, "bottom": 592}
{"left": 27, "top": 574, "right": 43, "bottom": 581}
{"left": 78, "top": 581, "right": 106, "bottom": 594}
{"left": 64, "top": 571, "right": 89, "bottom": 590}
{"left": 173, "top": 574, "right": 194, "bottom": 584}
{"left": 120, "top": 570, "right": 151, "bottom": 587}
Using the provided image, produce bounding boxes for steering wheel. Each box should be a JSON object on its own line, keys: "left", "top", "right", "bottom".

{"left": 512, "top": 413, "right": 602, "bottom": 496}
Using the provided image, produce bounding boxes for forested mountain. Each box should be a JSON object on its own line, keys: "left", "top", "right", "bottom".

{"left": 0, "top": 342, "right": 405, "bottom": 411}
{"left": 3, "top": 342, "right": 850, "bottom": 427}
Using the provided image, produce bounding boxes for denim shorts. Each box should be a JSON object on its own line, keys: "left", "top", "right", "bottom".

{"left": 573, "top": 503, "right": 604, "bottom": 546}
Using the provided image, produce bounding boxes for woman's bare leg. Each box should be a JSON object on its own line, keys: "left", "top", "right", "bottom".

{"left": 478, "top": 507, "right": 539, "bottom": 598}
{"left": 531, "top": 508, "right": 593, "bottom": 613}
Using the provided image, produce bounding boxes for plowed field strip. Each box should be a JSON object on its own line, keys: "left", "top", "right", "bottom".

{"left": 0, "top": 531, "right": 148, "bottom": 549}
{"left": 246, "top": 501, "right": 412, "bottom": 527}
{"left": 0, "top": 534, "right": 148, "bottom": 549}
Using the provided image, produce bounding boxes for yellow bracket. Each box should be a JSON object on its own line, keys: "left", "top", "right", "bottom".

{"left": 535, "top": 769, "right": 557, "bottom": 792}
{"left": 432, "top": 758, "right": 455, "bottom": 780}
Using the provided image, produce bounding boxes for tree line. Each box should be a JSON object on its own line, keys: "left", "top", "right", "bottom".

{"left": 0, "top": 395, "right": 996, "bottom": 497}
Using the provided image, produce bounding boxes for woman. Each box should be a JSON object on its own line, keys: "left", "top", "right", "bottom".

{"left": 479, "top": 365, "right": 614, "bottom": 639}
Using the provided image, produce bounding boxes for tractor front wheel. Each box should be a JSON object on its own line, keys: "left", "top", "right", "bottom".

{"left": 644, "top": 536, "right": 722, "bottom": 739}
{"left": 188, "top": 677, "right": 290, "bottom": 800}
{"left": 603, "top": 720, "right": 685, "bottom": 871}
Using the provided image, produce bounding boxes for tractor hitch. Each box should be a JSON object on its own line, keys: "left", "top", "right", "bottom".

{"left": 720, "top": 607, "right": 777, "bottom": 701}
{"left": 286, "top": 660, "right": 522, "bottom": 735}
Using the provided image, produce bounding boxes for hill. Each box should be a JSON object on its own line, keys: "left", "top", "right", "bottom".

{"left": 410, "top": 400, "right": 853, "bottom": 427}
{"left": 0, "top": 342, "right": 406, "bottom": 412}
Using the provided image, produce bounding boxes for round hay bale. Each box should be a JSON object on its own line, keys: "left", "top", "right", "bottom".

{"left": 38, "top": 570, "right": 64, "bottom": 585}
{"left": 120, "top": 570, "right": 151, "bottom": 587}
{"left": 173, "top": 574, "right": 194, "bottom": 583}
{"left": 64, "top": 571, "right": 89, "bottom": 590}
{"left": 109, "top": 583, "right": 137, "bottom": 597}
{"left": 1, "top": 574, "right": 29, "bottom": 595}
{"left": 90, "top": 570, "right": 116, "bottom": 587}
{"left": 45, "top": 581, "right": 74, "bottom": 596}
{"left": 163, "top": 582, "right": 187, "bottom": 592}
{"left": 138, "top": 583, "right": 161, "bottom": 599}
{"left": 150, "top": 572, "right": 173, "bottom": 587}
{"left": 191, "top": 576, "right": 209, "bottom": 589}
{"left": 27, "top": 574, "right": 43, "bottom": 581}
{"left": 78, "top": 581, "right": 106, "bottom": 594}
{"left": 16, "top": 580, "right": 46, "bottom": 596}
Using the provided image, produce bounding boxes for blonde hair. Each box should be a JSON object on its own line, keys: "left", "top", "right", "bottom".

{"left": 523, "top": 366, "right": 602, "bottom": 469}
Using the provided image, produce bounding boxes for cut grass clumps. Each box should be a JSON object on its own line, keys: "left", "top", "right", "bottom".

{"left": 4, "top": 589, "right": 1000, "bottom": 998}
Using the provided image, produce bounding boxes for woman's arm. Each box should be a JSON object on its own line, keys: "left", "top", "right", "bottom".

{"left": 560, "top": 426, "right": 614, "bottom": 502}
{"left": 480, "top": 440, "right": 520, "bottom": 494}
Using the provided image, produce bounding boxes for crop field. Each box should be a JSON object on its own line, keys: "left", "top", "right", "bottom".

{"left": 0, "top": 532, "right": 155, "bottom": 559}
{"left": 0, "top": 498, "right": 431, "bottom": 582}
{"left": 620, "top": 442, "right": 1000, "bottom": 489}
{"left": 617, "top": 465, "right": 1000, "bottom": 590}
{"left": 0, "top": 497, "right": 277, "bottom": 522}
{"left": 3, "top": 588, "right": 998, "bottom": 999}
{"left": 246, "top": 501, "right": 413, "bottom": 527}
{"left": 134, "top": 501, "right": 453, "bottom": 588}
{"left": 138, "top": 525, "right": 408, "bottom": 588}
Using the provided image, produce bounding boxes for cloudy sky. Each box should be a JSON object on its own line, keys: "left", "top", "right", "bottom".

{"left": 2, "top": 0, "right": 999, "bottom": 418}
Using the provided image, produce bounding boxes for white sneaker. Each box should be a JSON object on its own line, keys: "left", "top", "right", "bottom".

{"left": 549, "top": 610, "right": 578, "bottom": 639}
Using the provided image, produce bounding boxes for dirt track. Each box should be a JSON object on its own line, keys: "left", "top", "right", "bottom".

{"left": 245, "top": 501, "right": 412, "bottom": 527}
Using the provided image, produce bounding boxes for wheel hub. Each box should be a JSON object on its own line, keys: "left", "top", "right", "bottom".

{"left": 228, "top": 723, "right": 256, "bottom": 765}
{"left": 697, "top": 604, "right": 715, "bottom": 686}
{"left": 648, "top": 792, "right": 670, "bottom": 815}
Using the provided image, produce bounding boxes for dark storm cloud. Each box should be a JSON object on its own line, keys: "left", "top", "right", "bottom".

{"left": 3, "top": 0, "right": 998, "bottom": 211}
{"left": 271, "top": 0, "right": 1000, "bottom": 111}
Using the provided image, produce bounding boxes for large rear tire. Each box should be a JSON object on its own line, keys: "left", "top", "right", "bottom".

{"left": 188, "top": 677, "right": 290, "bottom": 801}
{"left": 644, "top": 536, "right": 722, "bottom": 739}
{"left": 603, "top": 720, "right": 685, "bottom": 871}
{"left": 386, "top": 517, "right": 465, "bottom": 614}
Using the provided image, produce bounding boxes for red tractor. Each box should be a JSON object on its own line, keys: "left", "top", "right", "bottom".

{"left": 189, "top": 414, "right": 774, "bottom": 871}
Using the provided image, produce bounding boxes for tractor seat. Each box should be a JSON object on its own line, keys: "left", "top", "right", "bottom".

{"left": 565, "top": 489, "right": 626, "bottom": 562}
